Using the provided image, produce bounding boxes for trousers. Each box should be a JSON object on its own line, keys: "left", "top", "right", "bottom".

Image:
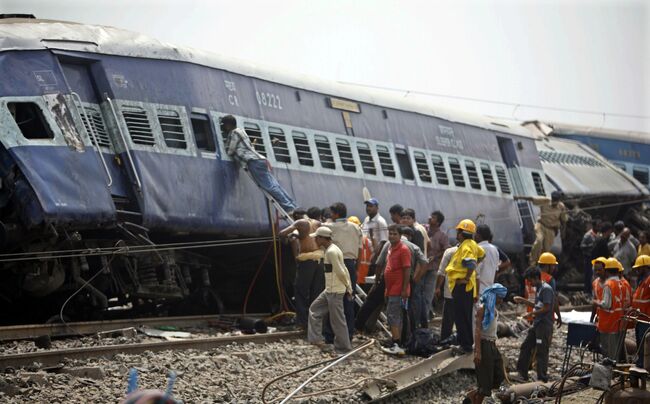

{"left": 516, "top": 322, "right": 553, "bottom": 382}
{"left": 308, "top": 291, "right": 351, "bottom": 352}
{"left": 324, "top": 259, "right": 356, "bottom": 341}
{"left": 293, "top": 259, "right": 324, "bottom": 326}
{"left": 529, "top": 222, "right": 555, "bottom": 266}
{"left": 246, "top": 159, "right": 297, "bottom": 212}
{"left": 440, "top": 297, "right": 455, "bottom": 341}
{"left": 451, "top": 283, "right": 474, "bottom": 351}
{"left": 355, "top": 277, "right": 385, "bottom": 332}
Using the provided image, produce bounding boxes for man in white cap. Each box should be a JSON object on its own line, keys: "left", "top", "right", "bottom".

{"left": 307, "top": 226, "right": 353, "bottom": 353}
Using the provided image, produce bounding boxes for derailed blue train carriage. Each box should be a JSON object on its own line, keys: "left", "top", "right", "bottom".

{"left": 0, "top": 16, "right": 633, "bottom": 321}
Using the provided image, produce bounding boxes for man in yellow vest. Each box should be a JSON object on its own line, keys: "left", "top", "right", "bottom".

{"left": 445, "top": 219, "right": 485, "bottom": 353}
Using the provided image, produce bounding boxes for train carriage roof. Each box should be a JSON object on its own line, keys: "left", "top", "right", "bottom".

{"left": 0, "top": 17, "right": 533, "bottom": 138}
{"left": 546, "top": 122, "right": 650, "bottom": 144}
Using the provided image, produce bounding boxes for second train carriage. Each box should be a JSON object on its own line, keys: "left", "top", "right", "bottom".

{"left": 0, "top": 16, "right": 646, "bottom": 320}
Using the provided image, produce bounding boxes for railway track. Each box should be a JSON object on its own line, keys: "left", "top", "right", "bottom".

{"left": 0, "top": 313, "right": 270, "bottom": 342}
{"left": 0, "top": 330, "right": 302, "bottom": 370}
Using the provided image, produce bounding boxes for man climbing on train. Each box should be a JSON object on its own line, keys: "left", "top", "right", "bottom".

{"left": 514, "top": 191, "right": 567, "bottom": 266}
{"left": 221, "top": 115, "right": 297, "bottom": 213}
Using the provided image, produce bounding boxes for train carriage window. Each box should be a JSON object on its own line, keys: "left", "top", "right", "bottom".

{"left": 633, "top": 166, "right": 649, "bottom": 185}
{"left": 122, "top": 106, "right": 155, "bottom": 146}
{"left": 465, "top": 160, "right": 481, "bottom": 190}
{"left": 157, "top": 110, "right": 187, "bottom": 149}
{"left": 269, "top": 127, "right": 291, "bottom": 163}
{"left": 495, "top": 166, "right": 511, "bottom": 194}
{"left": 292, "top": 131, "right": 313, "bottom": 166}
{"left": 413, "top": 151, "right": 431, "bottom": 183}
{"left": 431, "top": 154, "right": 449, "bottom": 185}
{"left": 336, "top": 139, "right": 357, "bottom": 172}
{"left": 448, "top": 157, "right": 465, "bottom": 187}
{"left": 376, "top": 145, "right": 396, "bottom": 177}
{"left": 314, "top": 135, "right": 336, "bottom": 169}
{"left": 532, "top": 172, "right": 546, "bottom": 196}
{"left": 395, "top": 149, "right": 414, "bottom": 181}
{"left": 357, "top": 142, "right": 376, "bottom": 175}
{"left": 613, "top": 162, "right": 627, "bottom": 171}
{"left": 243, "top": 123, "right": 266, "bottom": 157}
{"left": 78, "top": 105, "right": 111, "bottom": 148}
{"left": 480, "top": 163, "right": 497, "bottom": 192}
{"left": 191, "top": 113, "right": 215, "bottom": 152}
{"left": 8, "top": 102, "right": 54, "bottom": 139}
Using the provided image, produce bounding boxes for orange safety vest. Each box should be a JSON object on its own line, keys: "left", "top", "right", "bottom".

{"left": 593, "top": 278, "right": 605, "bottom": 323}
{"left": 356, "top": 236, "right": 372, "bottom": 285}
{"left": 598, "top": 278, "right": 625, "bottom": 334}
{"left": 633, "top": 275, "right": 650, "bottom": 317}
{"left": 525, "top": 272, "right": 554, "bottom": 319}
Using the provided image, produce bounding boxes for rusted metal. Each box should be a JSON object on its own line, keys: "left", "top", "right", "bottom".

{"left": 0, "top": 313, "right": 270, "bottom": 341}
{"left": 0, "top": 330, "right": 301, "bottom": 370}
{"left": 363, "top": 348, "right": 474, "bottom": 402}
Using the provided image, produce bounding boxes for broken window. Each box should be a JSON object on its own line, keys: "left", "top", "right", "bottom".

{"left": 158, "top": 110, "right": 187, "bottom": 149}
{"left": 191, "top": 113, "right": 215, "bottom": 152}
{"left": 8, "top": 102, "right": 54, "bottom": 140}
{"left": 315, "top": 135, "right": 335, "bottom": 169}
{"left": 122, "top": 106, "right": 155, "bottom": 146}
{"left": 336, "top": 139, "right": 356, "bottom": 172}
{"left": 431, "top": 154, "right": 449, "bottom": 185}
{"left": 292, "top": 131, "right": 313, "bottom": 166}
{"left": 376, "top": 145, "right": 396, "bottom": 177}
{"left": 357, "top": 142, "right": 376, "bottom": 175}
{"left": 532, "top": 172, "right": 546, "bottom": 196}
{"left": 269, "top": 127, "right": 291, "bottom": 163}
{"left": 448, "top": 157, "right": 465, "bottom": 187}
{"left": 481, "top": 163, "right": 497, "bottom": 192}
{"left": 495, "top": 166, "right": 511, "bottom": 194}
{"left": 414, "top": 151, "right": 431, "bottom": 183}
{"left": 465, "top": 160, "right": 481, "bottom": 190}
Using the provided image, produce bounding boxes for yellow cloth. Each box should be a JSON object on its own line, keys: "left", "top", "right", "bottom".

{"left": 445, "top": 239, "right": 485, "bottom": 297}
{"left": 639, "top": 244, "right": 650, "bottom": 257}
{"left": 296, "top": 249, "right": 324, "bottom": 262}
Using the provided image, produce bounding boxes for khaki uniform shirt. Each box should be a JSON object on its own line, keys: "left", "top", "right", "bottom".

{"left": 324, "top": 219, "right": 362, "bottom": 260}
{"left": 532, "top": 197, "right": 567, "bottom": 229}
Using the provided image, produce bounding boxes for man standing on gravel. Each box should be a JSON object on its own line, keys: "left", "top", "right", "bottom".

{"left": 307, "top": 227, "right": 353, "bottom": 353}
{"left": 513, "top": 267, "right": 554, "bottom": 383}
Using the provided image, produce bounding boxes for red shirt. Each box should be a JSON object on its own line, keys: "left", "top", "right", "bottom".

{"left": 384, "top": 241, "right": 412, "bottom": 297}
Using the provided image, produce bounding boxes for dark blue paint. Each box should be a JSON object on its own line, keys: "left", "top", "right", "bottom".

{"left": 555, "top": 133, "right": 650, "bottom": 166}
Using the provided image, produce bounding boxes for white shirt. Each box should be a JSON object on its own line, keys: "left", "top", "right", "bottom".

{"left": 362, "top": 213, "right": 388, "bottom": 244}
{"left": 476, "top": 240, "right": 499, "bottom": 294}
{"left": 437, "top": 246, "right": 458, "bottom": 299}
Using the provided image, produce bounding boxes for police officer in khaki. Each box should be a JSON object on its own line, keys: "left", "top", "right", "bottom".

{"left": 515, "top": 191, "right": 567, "bottom": 266}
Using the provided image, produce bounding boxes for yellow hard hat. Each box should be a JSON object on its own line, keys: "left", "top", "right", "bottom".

{"left": 633, "top": 255, "right": 650, "bottom": 269}
{"left": 538, "top": 252, "right": 558, "bottom": 265}
{"left": 604, "top": 257, "right": 623, "bottom": 271}
{"left": 591, "top": 257, "right": 608, "bottom": 266}
{"left": 456, "top": 219, "right": 476, "bottom": 234}
{"left": 347, "top": 216, "right": 361, "bottom": 226}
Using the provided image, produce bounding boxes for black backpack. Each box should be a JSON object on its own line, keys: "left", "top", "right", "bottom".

{"left": 405, "top": 328, "right": 441, "bottom": 357}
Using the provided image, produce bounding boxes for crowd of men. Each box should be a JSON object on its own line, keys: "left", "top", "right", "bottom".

{"left": 223, "top": 116, "right": 650, "bottom": 400}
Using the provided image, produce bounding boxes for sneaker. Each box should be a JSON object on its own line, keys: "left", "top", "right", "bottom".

{"left": 384, "top": 343, "right": 405, "bottom": 355}
{"left": 380, "top": 339, "right": 395, "bottom": 348}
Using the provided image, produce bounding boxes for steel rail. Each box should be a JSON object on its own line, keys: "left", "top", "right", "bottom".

{"left": 0, "top": 330, "right": 301, "bottom": 370}
{"left": 0, "top": 313, "right": 270, "bottom": 342}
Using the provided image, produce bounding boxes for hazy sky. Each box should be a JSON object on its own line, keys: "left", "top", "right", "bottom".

{"left": 5, "top": 0, "right": 649, "bottom": 132}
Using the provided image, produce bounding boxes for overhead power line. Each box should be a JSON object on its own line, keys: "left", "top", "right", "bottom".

{"left": 338, "top": 81, "right": 650, "bottom": 121}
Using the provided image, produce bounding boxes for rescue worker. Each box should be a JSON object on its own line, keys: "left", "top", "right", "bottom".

{"left": 514, "top": 191, "right": 567, "bottom": 266}
{"left": 514, "top": 268, "right": 554, "bottom": 382}
{"left": 524, "top": 253, "right": 562, "bottom": 327}
{"left": 445, "top": 219, "right": 485, "bottom": 353}
{"left": 593, "top": 257, "right": 626, "bottom": 361}
{"left": 632, "top": 255, "right": 650, "bottom": 367}
{"left": 590, "top": 257, "right": 607, "bottom": 324}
